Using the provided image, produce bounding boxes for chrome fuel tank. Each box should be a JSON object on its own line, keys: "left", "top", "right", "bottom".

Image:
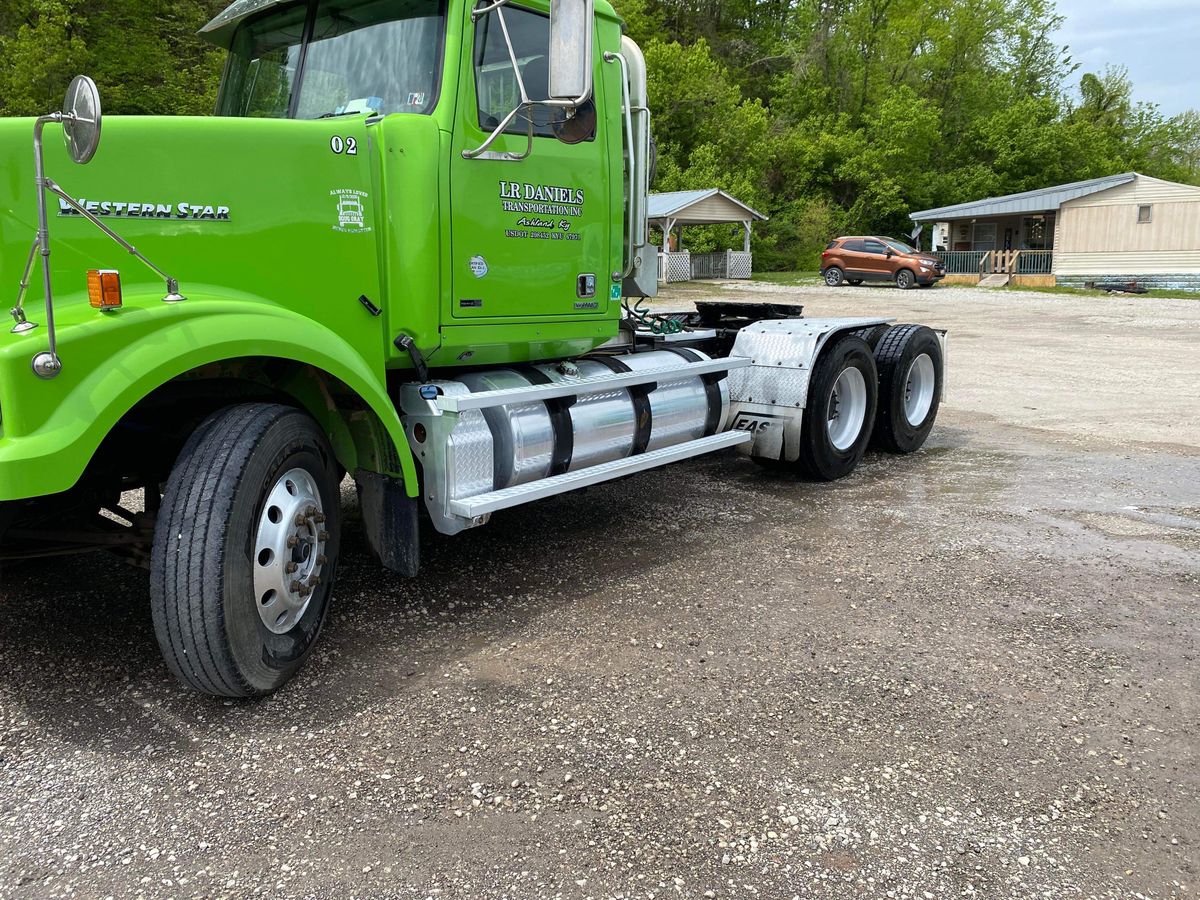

{"left": 457, "top": 350, "right": 728, "bottom": 491}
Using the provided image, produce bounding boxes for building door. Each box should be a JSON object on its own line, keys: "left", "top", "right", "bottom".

{"left": 972, "top": 222, "right": 997, "bottom": 252}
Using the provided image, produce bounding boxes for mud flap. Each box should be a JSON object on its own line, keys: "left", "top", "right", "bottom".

{"left": 354, "top": 470, "right": 419, "bottom": 577}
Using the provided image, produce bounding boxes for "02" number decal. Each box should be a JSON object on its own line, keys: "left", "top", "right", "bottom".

{"left": 330, "top": 135, "right": 358, "bottom": 156}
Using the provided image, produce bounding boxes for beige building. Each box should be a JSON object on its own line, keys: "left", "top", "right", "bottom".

{"left": 910, "top": 173, "right": 1200, "bottom": 291}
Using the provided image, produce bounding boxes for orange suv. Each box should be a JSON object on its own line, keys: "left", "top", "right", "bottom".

{"left": 820, "top": 236, "right": 945, "bottom": 289}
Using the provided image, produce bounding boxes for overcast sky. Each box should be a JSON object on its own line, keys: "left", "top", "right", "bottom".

{"left": 1053, "top": 0, "right": 1199, "bottom": 115}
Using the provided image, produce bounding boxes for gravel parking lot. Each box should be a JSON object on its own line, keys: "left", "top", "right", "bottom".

{"left": 1, "top": 282, "right": 1197, "bottom": 899}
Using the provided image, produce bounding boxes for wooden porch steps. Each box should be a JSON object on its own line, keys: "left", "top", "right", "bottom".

{"left": 979, "top": 273, "right": 1011, "bottom": 287}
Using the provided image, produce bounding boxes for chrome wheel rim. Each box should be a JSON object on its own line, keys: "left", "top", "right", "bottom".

{"left": 903, "top": 353, "right": 936, "bottom": 426}
{"left": 897, "top": 271, "right": 911, "bottom": 288}
{"left": 825, "top": 269, "right": 841, "bottom": 286}
{"left": 252, "top": 467, "right": 328, "bottom": 634}
{"left": 827, "top": 366, "right": 868, "bottom": 451}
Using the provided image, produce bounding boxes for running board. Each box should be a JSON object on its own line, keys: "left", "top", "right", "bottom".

{"left": 436, "top": 357, "right": 751, "bottom": 413}
{"left": 448, "top": 431, "right": 750, "bottom": 519}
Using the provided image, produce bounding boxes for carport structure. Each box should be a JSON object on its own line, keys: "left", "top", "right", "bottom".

{"left": 649, "top": 189, "right": 767, "bottom": 283}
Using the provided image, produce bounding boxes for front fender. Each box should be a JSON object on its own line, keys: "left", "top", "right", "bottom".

{"left": 0, "top": 294, "right": 416, "bottom": 500}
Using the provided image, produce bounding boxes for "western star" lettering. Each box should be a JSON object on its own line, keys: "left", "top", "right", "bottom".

{"left": 58, "top": 199, "right": 231, "bottom": 220}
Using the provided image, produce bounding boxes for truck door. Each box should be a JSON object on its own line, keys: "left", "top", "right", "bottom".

{"left": 449, "top": 2, "right": 611, "bottom": 321}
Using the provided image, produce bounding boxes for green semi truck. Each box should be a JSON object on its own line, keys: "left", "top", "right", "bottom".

{"left": 0, "top": 0, "right": 945, "bottom": 697}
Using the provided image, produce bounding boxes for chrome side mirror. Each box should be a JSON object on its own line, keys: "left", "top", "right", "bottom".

{"left": 549, "top": 0, "right": 594, "bottom": 103}
{"left": 62, "top": 75, "right": 103, "bottom": 164}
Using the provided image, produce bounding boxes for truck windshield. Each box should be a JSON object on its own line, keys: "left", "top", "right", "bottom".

{"left": 218, "top": 0, "right": 445, "bottom": 119}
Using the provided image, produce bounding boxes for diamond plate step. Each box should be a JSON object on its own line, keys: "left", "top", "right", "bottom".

{"left": 448, "top": 431, "right": 751, "bottom": 519}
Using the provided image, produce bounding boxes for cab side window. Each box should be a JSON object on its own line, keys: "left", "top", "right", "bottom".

{"left": 842, "top": 239, "right": 865, "bottom": 253}
{"left": 474, "top": 6, "right": 555, "bottom": 137}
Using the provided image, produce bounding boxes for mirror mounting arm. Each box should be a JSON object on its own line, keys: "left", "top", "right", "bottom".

{"left": 45, "top": 179, "right": 186, "bottom": 303}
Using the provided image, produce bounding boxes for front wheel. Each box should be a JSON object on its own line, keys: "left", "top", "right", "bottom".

{"left": 150, "top": 403, "right": 341, "bottom": 697}
{"left": 796, "top": 334, "right": 878, "bottom": 480}
{"left": 823, "top": 267, "right": 845, "bottom": 287}
{"left": 895, "top": 269, "right": 915, "bottom": 290}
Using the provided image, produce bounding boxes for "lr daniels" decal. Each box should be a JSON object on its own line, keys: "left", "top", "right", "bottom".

{"left": 58, "top": 198, "right": 230, "bottom": 220}
{"left": 499, "top": 180, "right": 584, "bottom": 217}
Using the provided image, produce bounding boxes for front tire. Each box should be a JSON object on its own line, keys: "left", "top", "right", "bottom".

{"left": 796, "top": 334, "right": 878, "bottom": 480}
{"left": 150, "top": 403, "right": 341, "bottom": 698}
{"left": 871, "top": 325, "right": 943, "bottom": 453}
{"left": 895, "top": 269, "right": 915, "bottom": 290}
{"left": 823, "top": 267, "right": 845, "bottom": 287}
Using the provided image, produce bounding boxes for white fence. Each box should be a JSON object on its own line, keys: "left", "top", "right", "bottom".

{"left": 661, "top": 250, "right": 753, "bottom": 282}
{"left": 659, "top": 251, "right": 692, "bottom": 283}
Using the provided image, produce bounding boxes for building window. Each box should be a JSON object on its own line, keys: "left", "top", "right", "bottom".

{"left": 1137, "top": 204, "right": 1153, "bottom": 224}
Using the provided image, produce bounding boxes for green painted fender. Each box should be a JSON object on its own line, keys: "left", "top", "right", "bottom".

{"left": 0, "top": 296, "right": 418, "bottom": 501}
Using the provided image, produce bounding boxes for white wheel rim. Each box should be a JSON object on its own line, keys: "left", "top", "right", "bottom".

{"left": 826, "top": 270, "right": 840, "bottom": 285}
{"left": 827, "top": 366, "right": 868, "bottom": 451}
{"left": 903, "top": 353, "right": 936, "bottom": 426}
{"left": 252, "top": 467, "right": 328, "bottom": 635}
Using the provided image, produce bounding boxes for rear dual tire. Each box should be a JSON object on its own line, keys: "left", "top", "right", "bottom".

{"left": 795, "top": 335, "right": 878, "bottom": 480}
{"left": 871, "top": 325, "right": 943, "bottom": 453}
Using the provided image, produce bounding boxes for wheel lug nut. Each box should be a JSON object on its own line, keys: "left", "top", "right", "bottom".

{"left": 313, "top": 512, "right": 326, "bottom": 524}
{"left": 294, "top": 513, "right": 308, "bottom": 526}
{"left": 316, "top": 554, "right": 327, "bottom": 566}
{"left": 287, "top": 535, "right": 299, "bottom": 548}
{"left": 290, "top": 580, "right": 303, "bottom": 593}
{"left": 317, "top": 530, "right": 329, "bottom": 542}
{"left": 285, "top": 561, "right": 298, "bottom": 574}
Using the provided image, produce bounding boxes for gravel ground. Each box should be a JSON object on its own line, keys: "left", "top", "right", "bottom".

{"left": 1, "top": 282, "right": 1197, "bottom": 899}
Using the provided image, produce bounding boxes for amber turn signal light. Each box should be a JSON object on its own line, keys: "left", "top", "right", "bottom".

{"left": 87, "top": 269, "right": 122, "bottom": 310}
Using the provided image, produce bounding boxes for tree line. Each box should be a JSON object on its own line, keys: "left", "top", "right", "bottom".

{"left": 2, "top": 0, "right": 1196, "bottom": 269}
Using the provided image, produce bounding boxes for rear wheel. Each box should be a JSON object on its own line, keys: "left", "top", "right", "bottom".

{"left": 871, "top": 324, "right": 943, "bottom": 453}
{"left": 852, "top": 324, "right": 890, "bottom": 350}
{"left": 150, "top": 403, "right": 341, "bottom": 697}
{"left": 895, "top": 269, "right": 915, "bottom": 290}
{"left": 823, "top": 267, "right": 845, "bottom": 287}
{"left": 796, "top": 334, "right": 878, "bottom": 480}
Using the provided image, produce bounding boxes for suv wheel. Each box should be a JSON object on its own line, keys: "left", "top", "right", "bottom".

{"left": 894, "top": 269, "right": 915, "bottom": 290}
{"left": 824, "top": 267, "right": 845, "bottom": 287}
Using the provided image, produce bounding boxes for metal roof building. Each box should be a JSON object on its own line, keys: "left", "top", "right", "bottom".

{"left": 909, "top": 173, "right": 1200, "bottom": 291}
{"left": 909, "top": 173, "right": 1137, "bottom": 223}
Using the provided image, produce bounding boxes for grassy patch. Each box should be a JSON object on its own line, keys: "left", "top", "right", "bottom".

{"left": 752, "top": 270, "right": 821, "bottom": 285}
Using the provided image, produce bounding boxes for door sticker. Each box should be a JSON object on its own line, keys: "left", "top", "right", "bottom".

{"left": 469, "top": 255, "right": 489, "bottom": 278}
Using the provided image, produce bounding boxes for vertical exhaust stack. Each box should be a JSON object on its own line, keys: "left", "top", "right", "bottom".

{"left": 618, "top": 36, "right": 657, "bottom": 299}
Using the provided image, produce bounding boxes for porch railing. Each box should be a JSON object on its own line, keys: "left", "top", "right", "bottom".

{"left": 1016, "top": 250, "right": 1053, "bottom": 274}
{"left": 932, "top": 249, "right": 1052, "bottom": 276}
{"left": 932, "top": 250, "right": 988, "bottom": 274}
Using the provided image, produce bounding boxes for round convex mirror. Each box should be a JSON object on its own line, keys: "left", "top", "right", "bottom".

{"left": 62, "top": 75, "right": 102, "bottom": 165}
